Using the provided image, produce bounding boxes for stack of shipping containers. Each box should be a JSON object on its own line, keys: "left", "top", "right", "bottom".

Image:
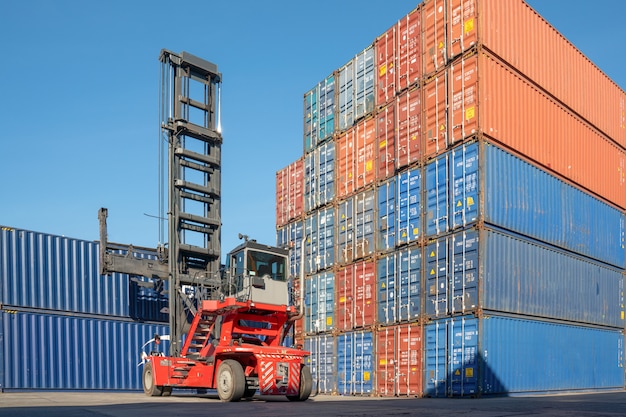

{"left": 0, "top": 226, "right": 169, "bottom": 391}
{"left": 276, "top": 0, "right": 626, "bottom": 397}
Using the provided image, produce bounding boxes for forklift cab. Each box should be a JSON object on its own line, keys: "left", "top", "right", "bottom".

{"left": 223, "top": 240, "right": 290, "bottom": 306}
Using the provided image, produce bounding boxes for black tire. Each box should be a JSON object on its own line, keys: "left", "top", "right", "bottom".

{"left": 287, "top": 365, "right": 312, "bottom": 401}
{"left": 216, "top": 359, "right": 246, "bottom": 402}
{"left": 142, "top": 362, "right": 163, "bottom": 397}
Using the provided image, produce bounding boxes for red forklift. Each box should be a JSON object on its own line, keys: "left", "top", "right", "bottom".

{"left": 98, "top": 50, "right": 311, "bottom": 402}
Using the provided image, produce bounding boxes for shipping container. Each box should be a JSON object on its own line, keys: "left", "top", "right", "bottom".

{"left": 396, "top": 7, "right": 422, "bottom": 93}
{"left": 395, "top": 86, "right": 422, "bottom": 169}
{"left": 378, "top": 245, "right": 421, "bottom": 325}
{"left": 276, "top": 219, "right": 304, "bottom": 277}
{"left": 423, "top": 51, "right": 626, "bottom": 209}
{"left": 304, "top": 140, "right": 335, "bottom": 212}
{"left": 375, "top": 25, "right": 397, "bottom": 107}
{"left": 337, "top": 189, "right": 375, "bottom": 264}
{"left": 337, "top": 330, "right": 374, "bottom": 395}
{"left": 336, "top": 260, "right": 376, "bottom": 331}
{"left": 0, "top": 309, "right": 168, "bottom": 390}
{"left": 397, "top": 167, "right": 422, "bottom": 246}
{"left": 376, "top": 323, "right": 422, "bottom": 397}
{"left": 275, "top": 158, "right": 304, "bottom": 228}
{"left": 424, "top": 142, "right": 626, "bottom": 268}
{"left": 304, "top": 206, "right": 335, "bottom": 274}
{"left": 336, "top": 116, "right": 376, "bottom": 198}
{"left": 304, "top": 73, "right": 336, "bottom": 153}
{"left": 425, "top": 227, "right": 625, "bottom": 327}
{"left": 338, "top": 46, "right": 375, "bottom": 131}
{"left": 377, "top": 177, "right": 396, "bottom": 252}
{"left": 376, "top": 102, "right": 396, "bottom": 181}
{"left": 0, "top": 227, "right": 166, "bottom": 321}
{"left": 304, "top": 272, "right": 335, "bottom": 334}
{"left": 429, "top": 0, "right": 626, "bottom": 148}
{"left": 304, "top": 334, "right": 336, "bottom": 394}
{"left": 425, "top": 315, "right": 625, "bottom": 397}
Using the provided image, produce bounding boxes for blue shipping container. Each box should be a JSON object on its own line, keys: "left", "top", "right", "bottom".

{"left": 304, "top": 272, "right": 335, "bottom": 334}
{"left": 377, "top": 177, "right": 396, "bottom": 252}
{"left": 304, "top": 207, "right": 335, "bottom": 273}
{"left": 276, "top": 220, "right": 304, "bottom": 277}
{"left": 378, "top": 246, "right": 422, "bottom": 325}
{"left": 337, "top": 330, "right": 374, "bottom": 395}
{"left": 0, "top": 309, "right": 169, "bottom": 390}
{"left": 338, "top": 46, "right": 375, "bottom": 131}
{"left": 304, "top": 141, "right": 335, "bottom": 213}
{"left": 397, "top": 167, "right": 421, "bottom": 245}
{"left": 425, "top": 227, "right": 625, "bottom": 327}
{"left": 0, "top": 227, "right": 166, "bottom": 321}
{"left": 304, "top": 74, "right": 336, "bottom": 153}
{"left": 425, "top": 315, "right": 625, "bottom": 397}
{"left": 304, "top": 334, "right": 335, "bottom": 394}
{"left": 424, "top": 142, "right": 626, "bottom": 268}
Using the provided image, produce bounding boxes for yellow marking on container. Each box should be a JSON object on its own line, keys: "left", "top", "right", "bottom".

{"left": 457, "top": 200, "right": 463, "bottom": 207}
{"left": 379, "top": 140, "right": 387, "bottom": 149}
{"left": 430, "top": 251, "right": 436, "bottom": 257}
{"left": 467, "top": 196, "right": 475, "bottom": 207}
{"left": 364, "top": 372, "right": 371, "bottom": 381}
{"left": 438, "top": 41, "right": 444, "bottom": 49}
{"left": 466, "top": 368, "right": 474, "bottom": 378}
{"left": 340, "top": 296, "right": 346, "bottom": 303}
{"left": 366, "top": 160, "right": 373, "bottom": 171}
{"left": 466, "top": 106, "right": 475, "bottom": 120}
{"left": 439, "top": 124, "right": 446, "bottom": 131}
{"left": 413, "top": 227, "right": 419, "bottom": 236}
{"left": 464, "top": 18, "right": 474, "bottom": 33}
{"left": 326, "top": 317, "right": 333, "bottom": 326}
{"left": 381, "top": 282, "right": 386, "bottom": 289}
{"left": 380, "top": 359, "right": 387, "bottom": 365}
{"left": 379, "top": 64, "right": 387, "bottom": 77}
{"left": 430, "top": 269, "right": 436, "bottom": 275}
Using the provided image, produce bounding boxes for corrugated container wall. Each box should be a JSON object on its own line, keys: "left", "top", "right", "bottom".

{"left": 425, "top": 315, "right": 625, "bottom": 397}
{"left": 424, "top": 142, "right": 626, "bottom": 269}
{"left": 0, "top": 227, "right": 167, "bottom": 322}
{"left": 1, "top": 310, "right": 168, "bottom": 390}
{"left": 276, "top": 220, "right": 304, "bottom": 277}
{"left": 304, "top": 73, "right": 336, "bottom": 153}
{"left": 275, "top": 158, "right": 304, "bottom": 228}
{"left": 304, "top": 206, "right": 335, "bottom": 274}
{"left": 336, "top": 116, "right": 376, "bottom": 198}
{"left": 377, "top": 245, "right": 421, "bottom": 325}
{"left": 304, "top": 334, "right": 336, "bottom": 394}
{"left": 336, "top": 260, "right": 376, "bottom": 331}
{"left": 337, "top": 189, "right": 376, "bottom": 265}
{"left": 304, "top": 271, "right": 335, "bottom": 334}
{"left": 425, "top": 227, "right": 625, "bottom": 327}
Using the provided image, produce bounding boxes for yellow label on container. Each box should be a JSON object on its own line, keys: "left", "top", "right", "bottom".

{"left": 379, "top": 359, "right": 387, "bottom": 365}
{"left": 366, "top": 160, "right": 373, "bottom": 171}
{"left": 380, "top": 64, "right": 387, "bottom": 77}
{"left": 464, "top": 18, "right": 474, "bottom": 33}
{"left": 457, "top": 200, "right": 463, "bottom": 207}
{"left": 466, "top": 368, "right": 474, "bottom": 378}
{"left": 379, "top": 140, "right": 387, "bottom": 149}
{"left": 467, "top": 196, "right": 475, "bottom": 207}
{"left": 326, "top": 317, "right": 333, "bottom": 326}
{"left": 466, "top": 106, "right": 475, "bottom": 120}
{"left": 340, "top": 296, "right": 346, "bottom": 303}
{"left": 430, "top": 251, "right": 435, "bottom": 257}
{"left": 413, "top": 227, "right": 419, "bottom": 236}
{"left": 622, "top": 311, "right": 625, "bottom": 320}
{"left": 430, "top": 268, "right": 436, "bottom": 276}
{"left": 364, "top": 372, "right": 371, "bottom": 382}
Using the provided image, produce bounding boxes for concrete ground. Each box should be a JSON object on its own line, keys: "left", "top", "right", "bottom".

{"left": 1, "top": 390, "right": 626, "bottom": 417}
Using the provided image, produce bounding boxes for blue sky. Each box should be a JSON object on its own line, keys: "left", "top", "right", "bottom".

{"left": 1, "top": 1, "right": 624, "bottom": 261}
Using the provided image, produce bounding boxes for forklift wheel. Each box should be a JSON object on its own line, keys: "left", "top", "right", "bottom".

{"left": 287, "top": 365, "right": 312, "bottom": 401}
{"left": 216, "top": 359, "right": 246, "bottom": 402}
{"left": 142, "top": 362, "right": 163, "bottom": 397}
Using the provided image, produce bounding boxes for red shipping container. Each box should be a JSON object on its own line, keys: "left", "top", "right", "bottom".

{"left": 336, "top": 117, "right": 377, "bottom": 198}
{"left": 422, "top": 0, "right": 626, "bottom": 150}
{"left": 375, "top": 25, "right": 396, "bottom": 107}
{"left": 396, "top": 7, "right": 422, "bottom": 93}
{"left": 377, "top": 323, "right": 422, "bottom": 397}
{"left": 396, "top": 86, "right": 422, "bottom": 169}
{"left": 336, "top": 260, "right": 376, "bottom": 331}
{"left": 424, "top": 51, "right": 626, "bottom": 209}
{"left": 376, "top": 102, "right": 396, "bottom": 181}
{"left": 422, "top": 69, "right": 446, "bottom": 159}
{"left": 422, "top": 0, "right": 446, "bottom": 78}
{"left": 275, "top": 158, "right": 304, "bottom": 227}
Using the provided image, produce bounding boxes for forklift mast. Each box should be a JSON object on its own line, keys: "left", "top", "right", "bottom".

{"left": 100, "top": 50, "right": 224, "bottom": 356}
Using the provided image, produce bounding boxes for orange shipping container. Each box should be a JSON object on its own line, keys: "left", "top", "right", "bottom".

{"left": 377, "top": 102, "right": 396, "bottom": 181}
{"left": 396, "top": 7, "right": 422, "bottom": 93}
{"left": 336, "top": 117, "right": 377, "bottom": 198}
{"left": 422, "top": 0, "right": 626, "bottom": 148}
{"left": 424, "top": 51, "right": 626, "bottom": 209}
{"left": 375, "top": 25, "right": 396, "bottom": 107}
{"left": 336, "top": 260, "right": 376, "bottom": 331}
{"left": 377, "top": 323, "right": 422, "bottom": 397}
{"left": 396, "top": 86, "right": 422, "bottom": 169}
{"left": 275, "top": 158, "right": 304, "bottom": 227}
